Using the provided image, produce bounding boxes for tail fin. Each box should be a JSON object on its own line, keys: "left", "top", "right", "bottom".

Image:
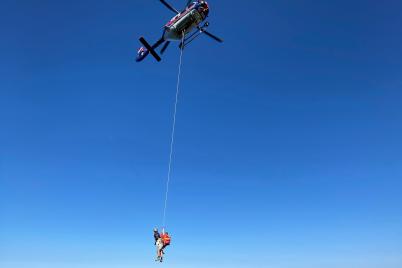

{"left": 136, "top": 46, "right": 148, "bottom": 62}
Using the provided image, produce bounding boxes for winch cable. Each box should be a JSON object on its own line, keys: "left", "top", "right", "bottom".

{"left": 162, "top": 34, "right": 185, "bottom": 230}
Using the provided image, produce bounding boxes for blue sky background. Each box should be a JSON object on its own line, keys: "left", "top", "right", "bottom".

{"left": 1, "top": 0, "right": 402, "bottom": 267}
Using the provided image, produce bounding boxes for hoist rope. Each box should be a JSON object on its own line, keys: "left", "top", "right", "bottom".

{"left": 162, "top": 34, "right": 185, "bottom": 229}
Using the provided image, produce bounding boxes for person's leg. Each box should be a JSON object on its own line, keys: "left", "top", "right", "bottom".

{"left": 156, "top": 241, "right": 163, "bottom": 261}
{"left": 161, "top": 244, "right": 166, "bottom": 262}
{"left": 156, "top": 241, "right": 161, "bottom": 260}
{"left": 161, "top": 244, "right": 167, "bottom": 262}
{"left": 156, "top": 246, "right": 160, "bottom": 261}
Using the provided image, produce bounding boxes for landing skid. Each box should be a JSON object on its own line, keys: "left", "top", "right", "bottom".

{"left": 179, "top": 22, "right": 223, "bottom": 50}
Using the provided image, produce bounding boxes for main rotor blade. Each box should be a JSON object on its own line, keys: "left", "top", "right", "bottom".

{"left": 203, "top": 30, "right": 224, "bottom": 43}
{"left": 160, "top": 0, "right": 179, "bottom": 14}
{"left": 160, "top": 41, "right": 171, "bottom": 54}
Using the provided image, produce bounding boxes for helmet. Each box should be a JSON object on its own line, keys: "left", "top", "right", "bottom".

{"left": 153, "top": 228, "right": 158, "bottom": 232}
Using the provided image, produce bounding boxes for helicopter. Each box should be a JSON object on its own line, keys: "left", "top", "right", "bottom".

{"left": 136, "top": 0, "right": 223, "bottom": 62}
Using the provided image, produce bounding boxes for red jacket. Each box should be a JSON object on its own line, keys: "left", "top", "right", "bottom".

{"left": 161, "top": 233, "right": 171, "bottom": 245}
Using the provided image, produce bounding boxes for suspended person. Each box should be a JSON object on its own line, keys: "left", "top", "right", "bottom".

{"left": 160, "top": 231, "right": 171, "bottom": 261}
{"left": 153, "top": 228, "right": 160, "bottom": 245}
{"left": 153, "top": 228, "right": 163, "bottom": 262}
{"left": 155, "top": 230, "right": 171, "bottom": 262}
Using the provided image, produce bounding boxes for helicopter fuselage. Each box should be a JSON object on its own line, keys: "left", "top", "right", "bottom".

{"left": 163, "top": 6, "right": 206, "bottom": 41}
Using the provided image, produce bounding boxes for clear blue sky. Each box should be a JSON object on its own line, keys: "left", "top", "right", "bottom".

{"left": 1, "top": 1, "right": 402, "bottom": 267}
